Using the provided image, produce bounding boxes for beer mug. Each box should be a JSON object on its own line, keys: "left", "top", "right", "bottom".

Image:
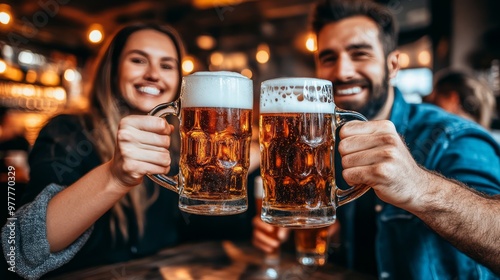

{"left": 148, "top": 71, "right": 253, "bottom": 215}
{"left": 294, "top": 227, "right": 330, "bottom": 266}
{"left": 259, "top": 77, "right": 369, "bottom": 227}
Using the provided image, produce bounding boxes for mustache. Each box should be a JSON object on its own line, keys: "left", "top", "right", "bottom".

{"left": 332, "top": 79, "right": 370, "bottom": 89}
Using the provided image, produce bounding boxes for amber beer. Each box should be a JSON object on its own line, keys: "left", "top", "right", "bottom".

{"left": 148, "top": 71, "right": 253, "bottom": 215}
{"left": 177, "top": 72, "right": 253, "bottom": 215}
{"left": 294, "top": 227, "right": 330, "bottom": 266}
{"left": 180, "top": 106, "right": 252, "bottom": 201}
{"left": 260, "top": 78, "right": 336, "bottom": 227}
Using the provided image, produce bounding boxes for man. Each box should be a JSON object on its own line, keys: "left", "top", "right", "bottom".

{"left": 252, "top": 0, "right": 500, "bottom": 278}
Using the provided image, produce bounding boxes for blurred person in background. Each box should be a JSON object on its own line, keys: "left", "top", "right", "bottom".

{"left": 0, "top": 106, "right": 30, "bottom": 223}
{"left": 1, "top": 22, "right": 252, "bottom": 279}
{"left": 0, "top": 107, "right": 30, "bottom": 185}
{"left": 424, "top": 69, "right": 496, "bottom": 129}
{"left": 252, "top": 0, "right": 500, "bottom": 278}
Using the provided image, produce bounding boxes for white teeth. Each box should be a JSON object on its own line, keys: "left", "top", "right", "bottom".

{"left": 137, "top": 86, "right": 160, "bottom": 95}
{"left": 337, "top": 86, "right": 362, "bottom": 95}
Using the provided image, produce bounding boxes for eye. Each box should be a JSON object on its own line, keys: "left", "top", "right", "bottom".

{"left": 319, "top": 54, "right": 337, "bottom": 65}
{"left": 130, "top": 56, "right": 147, "bottom": 64}
{"left": 160, "top": 63, "right": 176, "bottom": 70}
{"left": 351, "top": 51, "right": 371, "bottom": 60}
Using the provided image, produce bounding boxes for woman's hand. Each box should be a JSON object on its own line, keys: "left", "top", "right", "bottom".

{"left": 252, "top": 216, "right": 290, "bottom": 253}
{"left": 109, "top": 115, "right": 174, "bottom": 188}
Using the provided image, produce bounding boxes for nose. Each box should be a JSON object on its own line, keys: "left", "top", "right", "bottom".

{"left": 332, "top": 53, "right": 355, "bottom": 81}
{"left": 144, "top": 63, "right": 160, "bottom": 81}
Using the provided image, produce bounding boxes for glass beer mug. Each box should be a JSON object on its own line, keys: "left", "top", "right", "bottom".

{"left": 259, "top": 77, "right": 369, "bottom": 227}
{"left": 148, "top": 71, "right": 253, "bottom": 215}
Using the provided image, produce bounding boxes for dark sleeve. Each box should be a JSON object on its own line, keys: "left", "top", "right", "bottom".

{"left": 0, "top": 135, "right": 30, "bottom": 152}
{"left": 21, "top": 114, "right": 101, "bottom": 206}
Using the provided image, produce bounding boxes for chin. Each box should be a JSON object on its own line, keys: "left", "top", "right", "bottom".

{"left": 334, "top": 96, "right": 366, "bottom": 110}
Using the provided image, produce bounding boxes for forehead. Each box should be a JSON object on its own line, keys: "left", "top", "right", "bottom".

{"left": 123, "top": 29, "right": 178, "bottom": 57}
{"left": 317, "top": 16, "right": 382, "bottom": 51}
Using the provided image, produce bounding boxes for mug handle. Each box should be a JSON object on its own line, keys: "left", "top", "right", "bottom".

{"left": 147, "top": 101, "right": 181, "bottom": 193}
{"left": 333, "top": 107, "right": 370, "bottom": 207}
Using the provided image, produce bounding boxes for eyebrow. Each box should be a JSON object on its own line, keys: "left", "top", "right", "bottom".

{"left": 318, "top": 43, "right": 374, "bottom": 60}
{"left": 124, "top": 49, "right": 178, "bottom": 63}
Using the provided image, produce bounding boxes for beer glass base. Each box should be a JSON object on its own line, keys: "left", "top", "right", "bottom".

{"left": 297, "top": 253, "right": 327, "bottom": 266}
{"left": 261, "top": 208, "right": 335, "bottom": 228}
{"left": 179, "top": 196, "right": 247, "bottom": 215}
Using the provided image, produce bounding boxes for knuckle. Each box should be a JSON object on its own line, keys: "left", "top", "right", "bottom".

{"left": 380, "top": 120, "right": 396, "bottom": 131}
{"left": 117, "top": 129, "right": 131, "bottom": 142}
{"left": 337, "top": 139, "right": 347, "bottom": 153}
{"left": 372, "top": 163, "right": 389, "bottom": 178}
{"left": 155, "top": 117, "right": 168, "bottom": 130}
{"left": 341, "top": 154, "right": 351, "bottom": 168}
{"left": 380, "top": 133, "right": 399, "bottom": 146}
{"left": 380, "top": 147, "right": 397, "bottom": 160}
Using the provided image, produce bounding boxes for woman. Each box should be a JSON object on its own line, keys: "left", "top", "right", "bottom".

{"left": 2, "top": 23, "right": 186, "bottom": 279}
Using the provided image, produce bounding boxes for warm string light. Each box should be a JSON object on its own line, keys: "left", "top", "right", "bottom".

{"left": 210, "top": 52, "right": 224, "bottom": 66}
{"left": 399, "top": 53, "right": 410, "bottom": 68}
{"left": 88, "top": 24, "right": 104, "bottom": 44}
{"left": 0, "top": 4, "right": 12, "bottom": 25}
{"left": 196, "top": 35, "right": 216, "bottom": 50}
{"left": 182, "top": 57, "right": 195, "bottom": 74}
{"left": 0, "top": 60, "right": 6, "bottom": 73}
{"left": 418, "top": 50, "right": 431, "bottom": 66}
{"left": 240, "top": 68, "right": 252, "bottom": 79}
{"left": 256, "top": 43, "right": 270, "bottom": 64}
{"left": 0, "top": 11, "right": 10, "bottom": 25}
{"left": 305, "top": 33, "right": 317, "bottom": 52}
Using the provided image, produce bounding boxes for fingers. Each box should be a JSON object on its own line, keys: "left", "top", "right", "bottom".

{"left": 253, "top": 229, "right": 280, "bottom": 253}
{"left": 118, "top": 128, "right": 171, "bottom": 153}
{"left": 110, "top": 116, "right": 175, "bottom": 187}
{"left": 327, "top": 222, "right": 340, "bottom": 237}
{"left": 337, "top": 120, "right": 404, "bottom": 166}
{"left": 251, "top": 216, "right": 290, "bottom": 253}
{"left": 338, "top": 120, "right": 396, "bottom": 139}
{"left": 120, "top": 115, "right": 173, "bottom": 135}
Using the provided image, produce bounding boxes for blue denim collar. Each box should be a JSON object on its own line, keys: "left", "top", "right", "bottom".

{"left": 389, "top": 87, "right": 410, "bottom": 135}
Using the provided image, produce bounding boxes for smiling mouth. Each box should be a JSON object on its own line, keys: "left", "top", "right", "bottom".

{"left": 136, "top": 86, "right": 161, "bottom": 96}
{"left": 335, "top": 86, "right": 363, "bottom": 96}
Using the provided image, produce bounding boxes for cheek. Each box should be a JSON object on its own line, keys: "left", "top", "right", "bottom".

{"left": 119, "top": 62, "right": 145, "bottom": 83}
{"left": 163, "top": 71, "right": 180, "bottom": 89}
{"left": 315, "top": 66, "right": 331, "bottom": 80}
{"left": 117, "top": 65, "right": 132, "bottom": 91}
{"left": 362, "top": 62, "right": 386, "bottom": 84}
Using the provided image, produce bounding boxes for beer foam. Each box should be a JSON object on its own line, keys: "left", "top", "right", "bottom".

{"left": 260, "top": 78, "right": 335, "bottom": 113}
{"left": 181, "top": 71, "right": 253, "bottom": 109}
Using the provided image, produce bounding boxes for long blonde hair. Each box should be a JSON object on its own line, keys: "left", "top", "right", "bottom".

{"left": 85, "top": 23, "right": 184, "bottom": 240}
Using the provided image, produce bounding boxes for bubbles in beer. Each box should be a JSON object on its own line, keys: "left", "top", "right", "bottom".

{"left": 181, "top": 107, "right": 252, "bottom": 200}
{"left": 260, "top": 113, "right": 334, "bottom": 208}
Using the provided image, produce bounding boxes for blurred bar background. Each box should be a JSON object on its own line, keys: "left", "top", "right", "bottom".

{"left": 0, "top": 0, "right": 499, "bottom": 145}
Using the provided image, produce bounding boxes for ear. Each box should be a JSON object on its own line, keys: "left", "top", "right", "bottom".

{"left": 448, "top": 91, "right": 461, "bottom": 107}
{"left": 387, "top": 50, "right": 400, "bottom": 79}
{"left": 436, "top": 91, "right": 460, "bottom": 113}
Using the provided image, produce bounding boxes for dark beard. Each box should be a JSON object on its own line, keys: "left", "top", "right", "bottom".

{"left": 334, "top": 69, "right": 390, "bottom": 120}
{"left": 358, "top": 74, "right": 389, "bottom": 120}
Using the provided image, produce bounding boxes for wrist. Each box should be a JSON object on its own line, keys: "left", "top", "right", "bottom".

{"left": 102, "top": 161, "right": 137, "bottom": 194}
{"left": 409, "top": 169, "right": 457, "bottom": 216}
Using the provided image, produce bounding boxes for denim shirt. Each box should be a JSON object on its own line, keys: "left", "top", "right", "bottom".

{"left": 339, "top": 89, "right": 500, "bottom": 279}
